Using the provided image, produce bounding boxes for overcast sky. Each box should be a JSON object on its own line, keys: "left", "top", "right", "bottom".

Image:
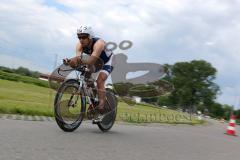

{"left": 1, "top": 0, "right": 240, "bottom": 108}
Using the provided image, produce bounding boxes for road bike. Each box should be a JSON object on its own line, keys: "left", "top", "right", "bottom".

{"left": 53, "top": 62, "right": 117, "bottom": 132}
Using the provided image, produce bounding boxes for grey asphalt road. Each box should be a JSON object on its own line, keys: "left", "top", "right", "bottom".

{"left": 0, "top": 118, "right": 240, "bottom": 160}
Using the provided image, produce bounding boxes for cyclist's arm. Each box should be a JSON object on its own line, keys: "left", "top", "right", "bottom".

{"left": 82, "top": 39, "right": 105, "bottom": 65}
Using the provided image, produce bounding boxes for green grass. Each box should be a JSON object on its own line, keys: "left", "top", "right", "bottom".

{"left": 116, "top": 102, "right": 202, "bottom": 124}
{"left": 0, "top": 79, "right": 202, "bottom": 124}
{"left": 0, "top": 79, "right": 54, "bottom": 116}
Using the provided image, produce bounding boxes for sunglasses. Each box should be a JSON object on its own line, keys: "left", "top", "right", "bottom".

{"left": 77, "top": 34, "right": 89, "bottom": 40}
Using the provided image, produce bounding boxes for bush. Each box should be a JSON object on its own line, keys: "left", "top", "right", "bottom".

{"left": 121, "top": 97, "right": 136, "bottom": 106}
{"left": 129, "top": 84, "right": 159, "bottom": 98}
{"left": 113, "top": 82, "right": 133, "bottom": 96}
{"left": 0, "top": 66, "right": 40, "bottom": 78}
{"left": 0, "top": 70, "right": 49, "bottom": 88}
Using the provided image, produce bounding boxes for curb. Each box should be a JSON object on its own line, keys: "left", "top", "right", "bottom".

{"left": 0, "top": 114, "right": 55, "bottom": 122}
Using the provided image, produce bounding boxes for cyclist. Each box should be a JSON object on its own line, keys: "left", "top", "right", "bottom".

{"left": 64, "top": 25, "right": 114, "bottom": 122}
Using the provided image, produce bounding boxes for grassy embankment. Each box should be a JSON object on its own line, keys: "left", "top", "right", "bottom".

{"left": 0, "top": 71, "right": 202, "bottom": 124}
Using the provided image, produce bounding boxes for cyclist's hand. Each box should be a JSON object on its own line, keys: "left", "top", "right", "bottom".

{"left": 69, "top": 56, "right": 82, "bottom": 68}
{"left": 63, "top": 58, "right": 70, "bottom": 65}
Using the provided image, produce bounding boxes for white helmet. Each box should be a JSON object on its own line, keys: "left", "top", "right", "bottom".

{"left": 77, "top": 25, "right": 94, "bottom": 38}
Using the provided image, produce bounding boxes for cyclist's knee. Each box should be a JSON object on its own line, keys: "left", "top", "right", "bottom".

{"left": 96, "top": 78, "right": 104, "bottom": 87}
{"left": 97, "top": 74, "right": 107, "bottom": 84}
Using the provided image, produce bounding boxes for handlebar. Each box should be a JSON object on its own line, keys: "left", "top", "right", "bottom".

{"left": 57, "top": 64, "right": 91, "bottom": 77}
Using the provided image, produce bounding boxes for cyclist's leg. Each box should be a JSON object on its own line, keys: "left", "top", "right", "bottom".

{"left": 96, "top": 65, "right": 113, "bottom": 111}
{"left": 93, "top": 66, "right": 113, "bottom": 122}
{"left": 96, "top": 72, "right": 108, "bottom": 112}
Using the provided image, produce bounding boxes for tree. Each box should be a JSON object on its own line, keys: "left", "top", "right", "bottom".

{"left": 14, "top": 67, "right": 40, "bottom": 78}
{"left": 168, "top": 60, "right": 220, "bottom": 109}
{"left": 149, "top": 79, "right": 174, "bottom": 95}
{"left": 222, "top": 105, "right": 234, "bottom": 120}
{"left": 157, "top": 94, "right": 172, "bottom": 106}
{"left": 235, "top": 109, "right": 240, "bottom": 123}
{"left": 15, "top": 67, "right": 31, "bottom": 76}
{"left": 208, "top": 103, "right": 225, "bottom": 118}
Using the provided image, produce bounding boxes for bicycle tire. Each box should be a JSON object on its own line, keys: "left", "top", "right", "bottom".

{"left": 97, "top": 90, "right": 118, "bottom": 132}
{"left": 54, "top": 79, "right": 86, "bottom": 132}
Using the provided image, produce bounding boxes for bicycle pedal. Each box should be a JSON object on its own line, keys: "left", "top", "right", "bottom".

{"left": 92, "top": 114, "right": 105, "bottom": 124}
{"left": 92, "top": 119, "right": 101, "bottom": 124}
{"left": 92, "top": 120, "right": 99, "bottom": 124}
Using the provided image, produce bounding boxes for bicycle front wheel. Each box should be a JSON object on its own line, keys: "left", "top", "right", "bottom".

{"left": 54, "top": 79, "right": 86, "bottom": 132}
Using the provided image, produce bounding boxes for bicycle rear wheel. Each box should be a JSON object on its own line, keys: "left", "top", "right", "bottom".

{"left": 54, "top": 79, "right": 86, "bottom": 132}
{"left": 97, "top": 90, "right": 118, "bottom": 132}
